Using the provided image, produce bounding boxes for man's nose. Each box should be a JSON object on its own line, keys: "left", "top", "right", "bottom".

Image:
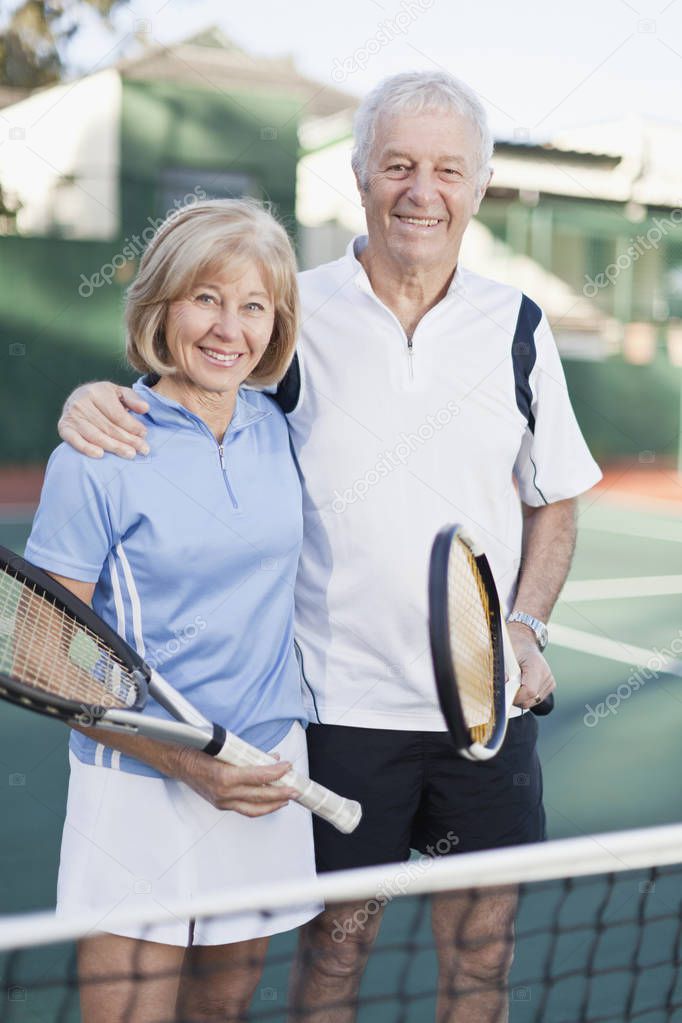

{"left": 405, "top": 168, "right": 439, "bottom": 206}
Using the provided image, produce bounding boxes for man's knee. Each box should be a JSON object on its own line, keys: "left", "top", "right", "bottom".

{"left": 450, "top": 938, "right": 515, "bottom": 985}
{"left": 301, "top": 905, "right": 383, "bottom": 977}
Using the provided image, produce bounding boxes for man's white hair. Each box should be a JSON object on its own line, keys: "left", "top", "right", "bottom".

{"left": 351, "top": 70, "right": 494, "bottom": 191}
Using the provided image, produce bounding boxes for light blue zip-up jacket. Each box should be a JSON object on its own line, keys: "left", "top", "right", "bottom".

{"left": 25, "top": 379, "right": 306, "bottom": 777}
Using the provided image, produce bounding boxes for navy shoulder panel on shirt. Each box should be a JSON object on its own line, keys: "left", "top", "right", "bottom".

{"left": 273, "top": 352, "right": 301, "bottom": 414}
{"left": 512, "top": 294, "right": 541, "bottom": 434}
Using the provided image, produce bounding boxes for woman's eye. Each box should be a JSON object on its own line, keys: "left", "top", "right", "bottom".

{"left": 245, "top": 302, "right": 266, "bottom": 312}
{"left": 195, "top": 293, "right": 217, "bottom": 305}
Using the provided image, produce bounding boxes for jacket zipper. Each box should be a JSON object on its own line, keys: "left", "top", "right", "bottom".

{"left": 218, "top": 443, "right": 239, "bottom": 510}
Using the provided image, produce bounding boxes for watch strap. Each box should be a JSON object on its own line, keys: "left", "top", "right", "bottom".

{"left": 507, "top": 611, "right": 548, "bottom": 650}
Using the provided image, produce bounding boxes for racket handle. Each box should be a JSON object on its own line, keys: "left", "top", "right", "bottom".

{"left": 501, "top": 619, "right": 555, "bottom": 718}
{"left": 214, "top": 730, "right": 362, "bottom": 835}
{"left": 531, "top": 692, "right": 554, "bottom": 716}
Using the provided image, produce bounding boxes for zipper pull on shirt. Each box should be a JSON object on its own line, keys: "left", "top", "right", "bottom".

{"left": 407, "top": 337, "right": 415, "bottom": 382}
{"left": 217, "top": 442, "right": 239, "bottom": 509}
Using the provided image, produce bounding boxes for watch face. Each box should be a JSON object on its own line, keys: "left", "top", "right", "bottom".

{"left": 538, "top": 625, "right": 549, "bottom": 650}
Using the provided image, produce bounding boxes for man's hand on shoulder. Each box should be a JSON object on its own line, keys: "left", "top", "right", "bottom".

{"left": 58, "top": 382, "right": 150, "bottom": 459}
{"left": 507, "top": 622, "right": 556, "bottom": 710}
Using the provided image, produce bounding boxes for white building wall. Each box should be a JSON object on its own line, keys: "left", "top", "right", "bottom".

{"left": 0, "top": 69, "right": 121, "bottom": 239}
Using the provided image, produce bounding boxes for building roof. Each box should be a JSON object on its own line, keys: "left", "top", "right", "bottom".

{"left": 0, "top": 86, "right": 29, "bottom": 110}
{"left": 117, "top": 26, "right": 357, "bottom": 119}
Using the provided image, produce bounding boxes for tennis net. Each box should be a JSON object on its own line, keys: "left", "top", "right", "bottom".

{"left": 0, "top": 823, "right": 680, "bottom": 1022}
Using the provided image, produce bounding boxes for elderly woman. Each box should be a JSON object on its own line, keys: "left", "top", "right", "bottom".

{"left": 24, "top": 199, "right": 318, "bottom": 1022}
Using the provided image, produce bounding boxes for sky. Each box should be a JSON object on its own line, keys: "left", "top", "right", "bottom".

{"left": 49, "top": 0, "right": 682, "bottom": 141}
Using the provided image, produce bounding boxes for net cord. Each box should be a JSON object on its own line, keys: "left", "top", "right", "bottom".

{"left": 0, "top": 823, "right": 681, "bottom": 953}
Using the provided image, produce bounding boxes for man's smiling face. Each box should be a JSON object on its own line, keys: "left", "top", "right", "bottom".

{"left": 357, "top": 108, "right": 489, "bottom": 274}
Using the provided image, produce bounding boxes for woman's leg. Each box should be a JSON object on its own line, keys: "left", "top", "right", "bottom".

{"left": 78, "top": 933, "right": 185, "bottom": 1023}
{"left": 177, "top": 936, "right": 270, "bottom": 1022}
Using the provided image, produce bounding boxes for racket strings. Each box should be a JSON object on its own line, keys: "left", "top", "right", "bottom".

{"left": 446, "top": 541, "right": 495, "bottom": 744}
{"left": 0, "top": 566, "right": 139, "bottom": 710}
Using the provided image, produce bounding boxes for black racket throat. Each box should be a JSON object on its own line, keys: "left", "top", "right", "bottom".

{"left": 203, "top": 723, "right": 228, "bottom": 756}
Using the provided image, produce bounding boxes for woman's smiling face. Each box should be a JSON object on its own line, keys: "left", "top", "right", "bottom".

{"left": 164, "top": 263, "right": 275, "bottom": 396}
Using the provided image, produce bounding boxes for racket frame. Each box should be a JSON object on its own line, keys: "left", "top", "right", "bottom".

{"left": 429, "top": 524, "right": 516, "bottom": 761}
{"left": 0, "top": 546, "right": 361, "bottom": 833}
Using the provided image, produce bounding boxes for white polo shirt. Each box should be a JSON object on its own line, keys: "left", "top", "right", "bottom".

{"left": 282, "top": 237, "right": 602, "bottom": 731}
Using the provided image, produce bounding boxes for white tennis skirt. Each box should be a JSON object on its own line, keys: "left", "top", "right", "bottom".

{"left": 57, "top": 722, "right": 320, "bottom": 946}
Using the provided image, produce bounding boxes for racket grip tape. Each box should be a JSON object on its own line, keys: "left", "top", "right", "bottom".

{"left": 531, "top": 692, "right": 554, "bottom": 716}
{"left": 211, "top": 729, "right": 362, "bottom": 834}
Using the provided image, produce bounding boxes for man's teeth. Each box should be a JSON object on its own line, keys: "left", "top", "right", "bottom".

{"left": 202, "top": 349, "right": 240, "bottom": 363}
{"left": 399, "top": 217, "right": 440, "bottom": 226}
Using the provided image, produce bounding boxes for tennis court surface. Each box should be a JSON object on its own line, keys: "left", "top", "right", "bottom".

{"left": 0, "top": 476, "right": 680, "bottom": 1021}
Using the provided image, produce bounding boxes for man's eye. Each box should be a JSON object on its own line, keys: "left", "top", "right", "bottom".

{"left": 388, "top": 164, "right": 409, "bottom": 172}
{"left": 442, "top": 168, "right": 462, "bottom": 177}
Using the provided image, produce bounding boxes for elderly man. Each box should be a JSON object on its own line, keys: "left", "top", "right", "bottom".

{"left": 58, "top": 71, "right": 600, "bottom": 1022}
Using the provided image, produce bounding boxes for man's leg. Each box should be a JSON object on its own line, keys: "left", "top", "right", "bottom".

{"left": 290, "top": 902, "right": 384, "bottom": 1023}
{"left": 288, "top": 723, "right": 423, "bottom": 1023}
{"left": 431, "top": 887, "right": 517, "bottom": 1023}
{"left": 413, "top": 713, "right": 545, "bottom": 1023}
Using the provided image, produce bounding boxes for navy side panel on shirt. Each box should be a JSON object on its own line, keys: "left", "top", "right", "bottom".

{"left": 511, "top": 294, "right": 541, "bottom": 434}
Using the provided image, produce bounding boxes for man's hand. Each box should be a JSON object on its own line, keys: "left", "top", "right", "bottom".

{"left": 58, "top": 382, "right": 150, "bottom": 459}
{"left": 507, "top": 622, "right": 556, "bottom": 710}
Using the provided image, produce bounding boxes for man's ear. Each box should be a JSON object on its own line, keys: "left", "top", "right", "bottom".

{"left": 473, "top": 167, "right": 493, "bottom": 214}
{"left": 354, "top": 169, "right": 367, "bottom": 209}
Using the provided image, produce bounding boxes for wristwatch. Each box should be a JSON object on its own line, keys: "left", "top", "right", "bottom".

{"left": 507, "top": 611, "right": 549, "bottom": 651}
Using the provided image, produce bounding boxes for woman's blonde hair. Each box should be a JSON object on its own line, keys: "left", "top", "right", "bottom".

{"left": 125, "top": 198, "right": 299, "bottom": 387}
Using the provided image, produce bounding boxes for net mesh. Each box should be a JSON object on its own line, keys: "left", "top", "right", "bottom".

{"left": 0, "top": 562, "right": 140, "bottom": 711}
{"left": 446, "top": 536, "right": 495, "bottom": 744}
{"left": 0, "top": 825, "right": 680, "bottom": 1023}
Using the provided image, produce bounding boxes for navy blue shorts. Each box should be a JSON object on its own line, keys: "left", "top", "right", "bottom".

{"left": 306, "top": 714, "right": 546, "bottom": 872}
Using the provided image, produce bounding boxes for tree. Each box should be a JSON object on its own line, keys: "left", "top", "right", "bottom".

{"left": 0, "top": 0, "right": 126, "bottom": 88}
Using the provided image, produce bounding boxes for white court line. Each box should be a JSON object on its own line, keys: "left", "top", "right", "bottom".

{"left": 550, "top": 624, "right": 682, "bottom": 678}
{"left": 580, "top": 521, "right": 682, "bottom": 544}
{"left": 561, "top": 576, "right": 682, "bottom": 601}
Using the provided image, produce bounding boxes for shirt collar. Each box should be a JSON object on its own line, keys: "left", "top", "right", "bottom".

{"left": 346, "top": 234, "right": 469, "bottom": 298}
{"left": 135, "top": 377, "right": 270, "bottom": 437}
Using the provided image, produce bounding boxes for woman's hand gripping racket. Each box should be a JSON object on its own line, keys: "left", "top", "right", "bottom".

{"left": 428, "top": 524, "right": 554, "bottom": 761}
{"left": 0, "top": 546, "right": 361, "bottom": 834}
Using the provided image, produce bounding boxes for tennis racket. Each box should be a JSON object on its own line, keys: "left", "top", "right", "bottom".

{"left": 0, "top": 546, "right": 361, "bottom": 834}
{"left": 428, "top": 523, "right": 554, "bottom": 761}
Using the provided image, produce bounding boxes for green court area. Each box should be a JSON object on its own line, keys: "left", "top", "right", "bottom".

{"left": 0, "top": 494, "right": 680, "bottom": 1021}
